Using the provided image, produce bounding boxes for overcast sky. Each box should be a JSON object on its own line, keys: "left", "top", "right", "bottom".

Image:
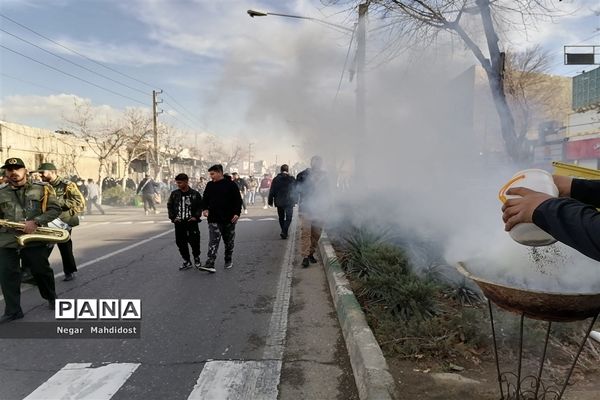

{"left": 0, "top": 0, "right": 598, "bottom": 163}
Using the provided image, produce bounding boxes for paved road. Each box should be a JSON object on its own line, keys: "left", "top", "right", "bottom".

{"left": 0, "top": 205, "right": 303, "bottom": 399}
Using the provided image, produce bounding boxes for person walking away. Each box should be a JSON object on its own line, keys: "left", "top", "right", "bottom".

{"left": 37, "top": 163, "right": 86, "bottom": 281}
{"left": 199, "top": 165, "right": 242, "bottom": 273}
{"left": 269, "top": 164, "right": 296, "bottom": 239}
{"left": 232, "top": 172, "right": 249, "bottom": 215}
{"left": 259, "top": 174, "right": 272, "bottom": 209}
{"left": 0, "top": 158, "right": 62, "bottom": 323}
{"left": 296, "top": 156, "right": 330, "bottom": 268}
{"left": 247, "top": 176, "right": 258, "bottom": 205}
{"left": 86, "top": 178, "right": 105, "bottom": 215}
{"left": 137, "top": 174, "right": 159, "bottom": 215}
{"left": 167, "top": 173, "right": 203, "bottom": 270}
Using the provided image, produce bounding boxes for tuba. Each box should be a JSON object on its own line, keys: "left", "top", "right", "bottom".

{"left": 0, "top": 219, "right": 70, "bottom": 247}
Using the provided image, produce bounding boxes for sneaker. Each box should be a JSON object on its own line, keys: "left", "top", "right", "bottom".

{"left": 308, "top": 254, "right": 318, "bottom": 264}
{"left": 63, "top": 273, "right": 75, "bottom": 281}
{"left": 199, "top": 264, "right": 216, "bottom": 273}
{"left": 244, "top": 209, "right": 248, "bottom": 215}
{"left": 280, "top": 233, "right": 288, "bottom": 240}
{"left": 179, "top": 261, "right": 192, "bottom": 271}
{"left": 145, "top": 210, "right": 149, "bottom": 216}
{"left": 263, "top": 205, "right": 268, "bottom": 209}
{"left": 224, "top": 260, "right": 233, "bottom": 269}
{"left": 302, "top": 257, "right": 310, "bottom": 268}
{"left": 194, "top": 257, "right": 202, "bottom": 269}
{"left": 155, "top": 210, "right": 160, "bottom": 214}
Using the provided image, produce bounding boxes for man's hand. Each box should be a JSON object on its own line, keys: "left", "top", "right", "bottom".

{"left": 231, "top": 215, "right": 239, "bottom": 224}
{"left": 202, "top": 210, "right": 209, "bottom": 217}
{"left": 553, "top": 175, "right": 573, "bottom": 197}
{"left": 173, "top": 218, "right": 181, "bottom": 223}
{"left": 22, "top": 220, "right": 39, "bottom": 234}
{"left": 188, "top": 217, "right": 197, "bottom": 222}
{"left": 501, "top": 187, "right": 552, "bottom": 231}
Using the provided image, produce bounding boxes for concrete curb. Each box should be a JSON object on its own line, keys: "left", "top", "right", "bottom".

{"left": 318, "top": 232, "right": 399, "bottom": 400}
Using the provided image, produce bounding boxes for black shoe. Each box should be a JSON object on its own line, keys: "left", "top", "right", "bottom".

{"left": 179, "top": 261, "right": 192, "bottom": 271}
{"left": 63, "top": 273, "right": 75, "bottom": 281}
{"left": 194, "top": 257, "right": 202, "bottom": 269}
{"left": 280, "top": 233, "right": 287, "bottom": 239}
{"left": 22, "top": 273, "right": 36, "bottom": 285}
{"left": 302, "top": 257, "right": 310, "bottom": 268}
{"left": 308, "top": 254, "right": 318, "bottom": 264}
{"left": 224, "top": 259, "right": 233, "bottom": 270}
{"left": 0, "top": 312, "right": 24, "bottom": 324}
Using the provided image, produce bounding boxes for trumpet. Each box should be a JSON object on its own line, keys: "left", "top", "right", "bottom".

{"left": 0, "top": 219, "right": 70, "bottom": 247}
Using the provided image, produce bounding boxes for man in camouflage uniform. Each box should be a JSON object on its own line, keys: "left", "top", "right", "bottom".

{"left": 37, "top": 163, "right": 86, "bottom": 281}
{"left": 0, "top": 158, "right": 62, "bottom": 323}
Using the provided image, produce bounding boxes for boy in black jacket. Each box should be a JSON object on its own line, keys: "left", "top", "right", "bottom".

{"left": 167, "top": 173, "right": 203, "bottom": 270}
{"left": 199, "top": 165, "right": 242, "bottom": 273}
{"left": 269, "top": 164, "right": 296, "bottom": 239}
{"left": 502, "top": 175, "right": 600, "bottom": 261}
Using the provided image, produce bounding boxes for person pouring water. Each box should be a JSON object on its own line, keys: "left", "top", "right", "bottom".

{"left": 502, "top": 174, "right": 600, "bottom": 262}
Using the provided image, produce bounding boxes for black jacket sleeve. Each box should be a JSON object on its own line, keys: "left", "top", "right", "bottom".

{"left": 571, "top": 179, "right": 600, "bottom": 208}
{"left": 193, "top": 192, "right": 203, "bottom": 219}
{"left": 167, "top": 191, "right": 177, "bottom": 221}
{"left": 201, "top": 184, "right": 210, "bottom": 210}
{"left": 268, "top": 177, "right": 279, "bottom": 206}
{"left": 533, "top": 198, "right": 600, "bottom": 261}
{"left": 232, "top": 182, "right": 242, "bottom": 216}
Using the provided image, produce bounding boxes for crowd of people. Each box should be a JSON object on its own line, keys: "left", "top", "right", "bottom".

{"left": 0, "top": 155, "right": 331, "bottom": 323}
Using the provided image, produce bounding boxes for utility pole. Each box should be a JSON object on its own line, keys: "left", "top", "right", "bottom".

{"left": 355, "top": 2, "right": 368, "bottom": 174}
{"left": 248, "top": 143, "right": 254, "bottom": 176}
{"left": 152, "top": 89, "right": 163, "bottom": 178}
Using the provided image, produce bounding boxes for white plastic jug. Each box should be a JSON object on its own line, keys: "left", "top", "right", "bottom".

{"left": 498, "top": 169, "right": 559, "bottom": 247}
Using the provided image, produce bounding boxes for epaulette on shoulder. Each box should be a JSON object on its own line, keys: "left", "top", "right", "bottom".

{"left": 33, "top": 181, "right": 48, "bottom": 186}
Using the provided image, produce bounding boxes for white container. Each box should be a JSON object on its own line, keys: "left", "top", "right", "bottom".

{"left": 499, "top": 169, "right": 559, "bottom": 247}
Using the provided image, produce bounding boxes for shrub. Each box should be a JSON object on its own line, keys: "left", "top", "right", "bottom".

{"left": 102, "top": 186, "right": 137, "bottom": 206}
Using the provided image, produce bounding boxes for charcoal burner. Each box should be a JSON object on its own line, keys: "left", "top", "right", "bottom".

{"left": 457, "top": 262, "right": 600, "bottom": 400}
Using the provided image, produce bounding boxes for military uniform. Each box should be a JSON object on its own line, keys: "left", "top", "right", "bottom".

{"left": 36, "top": 163, "right": 86, "bottom": 279}
{"left": 0, "top": 158, "right": 61, "bottom": 321}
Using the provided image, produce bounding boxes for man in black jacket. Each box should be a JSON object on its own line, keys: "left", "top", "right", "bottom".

{"left": 167, "top": 173, "right": 203, "bottom": 270}
{"left": 137, "top": 174, "right": 159, "bottom": 215}
{"left": 199, "top": 165, "right": 242, "bottom": 273}
{"left": 502, "top": 175, "right": 600, "bottom": 261}
{"left": 269, "top": 164, "right": 296, "bottom": 239}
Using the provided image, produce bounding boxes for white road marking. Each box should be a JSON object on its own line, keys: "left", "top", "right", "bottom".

{"left": 237, "top": 218, "right": 252, "bottom": 222}
{"left": 258, "top": 218, "right": 277, "bottom": 221}
{"left": 139, "top": 221, "right": 156, "bottom": 224}
{"left": 0, "top": 229, "right": 174, "bottom": 303}
{"left": 23, "top": 363, "right": 140, "bottom": 400}
{"left": 187, "top": 360, "right": 281, "bottom": 400}
{"left": 114, "top": 221, "right": 133, "bottom": 225}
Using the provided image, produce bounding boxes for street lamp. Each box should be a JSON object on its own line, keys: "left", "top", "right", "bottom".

{"left": 247, "top": 9, "right": 354, "bottom": 33}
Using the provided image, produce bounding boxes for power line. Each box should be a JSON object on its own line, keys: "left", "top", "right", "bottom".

{"left": 0, "top": 44, "right": 148, "bottom": 106}
{"left": 1, "top": 71, "right": 63, "bottom": 93}
{"left": 163, "top": 91, "right": 205, "bottom": 127}
{"left": 0, "top": 27, "right": 150, "bottom": 97}
{"left": 162, "top": 99, "right": 202, "bottom": 128}
{"left": 0, "top": 13, "right": 156, "bottom": 90}
{"left": 333, "top": 25, "right": 357, "bottom": 104}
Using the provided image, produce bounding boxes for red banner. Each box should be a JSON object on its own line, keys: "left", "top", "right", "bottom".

{"left": 565, "top": 138, "right": 600, "bottom": 160}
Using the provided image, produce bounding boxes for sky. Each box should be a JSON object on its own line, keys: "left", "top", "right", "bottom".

{"left": 0, "top": 0, "right": 598, "bottom": 164}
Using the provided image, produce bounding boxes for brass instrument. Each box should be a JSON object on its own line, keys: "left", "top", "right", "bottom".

{"left": 0, "top": 219, "right": 70, "bottom": 247}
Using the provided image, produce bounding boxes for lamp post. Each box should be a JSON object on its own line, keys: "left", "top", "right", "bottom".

{"left": 247, "top": 5, "right": 370, "bottom": 174}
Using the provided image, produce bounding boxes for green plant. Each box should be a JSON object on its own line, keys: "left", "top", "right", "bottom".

{"left": 102, "top": 186, "right": 137, "bottom": 206}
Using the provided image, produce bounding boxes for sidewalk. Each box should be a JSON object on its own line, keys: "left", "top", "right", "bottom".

{"left": 279, "top": 224, "right": 359, "bottom": 399}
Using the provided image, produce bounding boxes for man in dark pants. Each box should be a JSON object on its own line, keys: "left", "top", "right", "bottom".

{"left": 37, "top": 163, "right": 86, "bottom": 281}
{"left": 137, "top": 174, "right": 159, "bottom": 215}
{"left": 269, "top": 164, "right": 296, "bottom": 239}
{"left": 231, "top": 172, "right": 249, "bottom": 215}
{"left": 0, "top": 158, "right": 62, "bottom": 323}
{"left": 167, "top": 173, "right": 203, "bottom": 270}
{"left": 502, "top": 175, "right": 600, "bottom": 261}
{"left": 199, "top": 165, "right": 242, "bottom": 273}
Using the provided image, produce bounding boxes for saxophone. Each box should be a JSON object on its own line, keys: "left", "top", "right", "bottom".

{"left": 0, "top": 219, "right": 70, "bottom": 247}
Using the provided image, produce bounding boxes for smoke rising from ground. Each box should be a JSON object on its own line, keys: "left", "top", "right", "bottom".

{"left": 210, "top": 16, "right": 599, "bottom": 293}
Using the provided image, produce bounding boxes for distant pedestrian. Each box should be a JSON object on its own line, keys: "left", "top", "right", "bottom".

{"left": 167, "top": 173, "right": 203, "bottom": 271}
{"left": 199, "top": 164, "right": 242, "bottom": 273}
{"left": 259, "top": 173, "right": 272, "bottom": 209}
{"left": 37, "top": 163, "right": 86, "bottom": 281}
{"left": 269, "top": 164, "right": 296, "bottom": 239}
{"left": 247, "top": 176, "right": 258, "bottom": 205}
{"left": 232, "top": 172, "right": 249, "bottom": 215}
{"left": 296, "top": 156, "right": 330, "bottom": 268}
{"left": 137, "top": 174, "right": 159, "bottom": 215}
{"left": 86, "top": 178, "right": 105, "bottom": 215}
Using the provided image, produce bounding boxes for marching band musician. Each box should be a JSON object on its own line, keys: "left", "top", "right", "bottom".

{"left": 0, "top": 158, "right": 62, "bottom": 323}
{"left": 36, "top": 163, "right": 86, "bottom": 282}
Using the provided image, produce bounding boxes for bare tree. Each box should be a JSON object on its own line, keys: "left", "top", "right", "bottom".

{"left": 119, "top": 108, "right": 152, "bottom": 188}
{"left": 63, "top": 101, "right": 127, "bottom": 188}
{"left": 504, "top": 46, "right": 571, "bottom": 152}
{"left": 329, "top": 0, "right": 563, "bottom": 163}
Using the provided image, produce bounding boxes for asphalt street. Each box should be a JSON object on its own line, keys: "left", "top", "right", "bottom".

{"left": 0, "top": 204, "right": 329, "bottom": 400}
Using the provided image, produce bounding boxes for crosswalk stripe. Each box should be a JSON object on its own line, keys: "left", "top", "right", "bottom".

{"left": 23, "top": 363, "right": 140, "bottom": 400}
{"left": 187, "top": 360, "right": 281, "bottom": 400}
{"left": 257, "top": 218, "right": 277, "bottom": 221}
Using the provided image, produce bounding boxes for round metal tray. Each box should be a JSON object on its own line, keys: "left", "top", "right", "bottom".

{"left": 457, "top": 262, "right": 600, "bottom": 322}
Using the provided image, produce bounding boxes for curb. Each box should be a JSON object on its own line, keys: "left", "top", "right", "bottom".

{"left": 318, "top": 232, "right": 399, "bottom": 400}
